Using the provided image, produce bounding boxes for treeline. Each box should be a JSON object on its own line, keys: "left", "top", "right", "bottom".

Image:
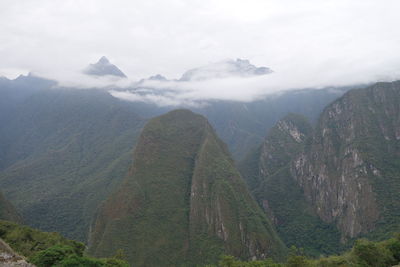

{"left": 207, "top": 234, "right": 400, "bottom": 267}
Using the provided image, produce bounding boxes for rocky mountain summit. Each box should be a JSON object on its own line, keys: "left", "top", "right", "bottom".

{"left": 83, "top": 56, "right": 127, "bottom": 78}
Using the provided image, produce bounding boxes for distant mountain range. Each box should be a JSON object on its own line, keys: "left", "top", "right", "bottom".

{"left": 2, "top": 58, "right": 399, "bottom": 266}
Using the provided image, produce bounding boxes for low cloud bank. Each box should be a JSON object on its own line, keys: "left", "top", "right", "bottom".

{"left": 108, "top": 64, "right": 400, "bottom": 107}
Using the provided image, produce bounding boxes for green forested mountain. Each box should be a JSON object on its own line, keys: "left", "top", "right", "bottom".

{"left": 2, "top": 74, "right": 388, "bottom": 266}
{"left": 88, "top": 109, "right": 286, "bottom": 266}
{"left": 0, "top": 75, "right": 348, "bottom": 245}
{"left": 0, "top": 87, "right": 146, "bottom": 241}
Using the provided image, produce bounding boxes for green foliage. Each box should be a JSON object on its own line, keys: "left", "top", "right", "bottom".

{"left": 29, "top": 245, "right": 129, "bottom": 267}
{"left": 206, "top": 235, "right": 400, "bottom": 267}
{"left": 352, "top": 239, "right": 396, "bottom": 267}
{"left": 0, "top": 220, "right": 129, "bottom": 267}
{"left": 0, "top": 220, "right": 84, "bottom": 258}
{"left": 29, "top": 245, "right": 78, "bottom": 267}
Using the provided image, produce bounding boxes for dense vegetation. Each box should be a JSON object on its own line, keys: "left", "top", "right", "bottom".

{"left": 0, "top": 87, "right": 145, "bottom": 241}
{"left": 207, "top": 234, "right": 400, "bottom": 267}
{"left": 0, "top": 220, "right": 128, "bottom": 266}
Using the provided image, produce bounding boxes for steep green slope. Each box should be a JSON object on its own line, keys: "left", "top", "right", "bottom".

{"left": 292, "top": 81, "right": 400, "bottom": 241}
{"left": 0, "top": 191, "right": 21, "bottom": 223}
{"left": 88, "top": 109, "right": 286, "bottom": 266}
{"left": 240, "top": 114, "right": 344, "bottom": 256}
{"left": 0, "top": 89, "right": 145, "bottom": 241}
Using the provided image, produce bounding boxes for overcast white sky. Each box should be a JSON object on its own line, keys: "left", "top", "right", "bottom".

{"left": 1, "top": 0, "right": 400, "bottom": 91}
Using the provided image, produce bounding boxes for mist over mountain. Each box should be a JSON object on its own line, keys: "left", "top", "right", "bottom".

{"left": 179, "top": 58, "right": 272, "bottom": 81}
{"left": 1, "top": 1, "right": 400, "bottom": 266}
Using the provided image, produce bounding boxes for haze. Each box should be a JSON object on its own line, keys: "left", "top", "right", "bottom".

{"left": 1, "top": 0, "right": 400, "bottom": 99}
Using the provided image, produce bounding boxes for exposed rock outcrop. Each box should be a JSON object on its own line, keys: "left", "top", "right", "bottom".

{"left": 0, "top": 239, "right": 34, "bottom": 267}
{"left": 292, "top": 81, "right": 400, "bottom": 240}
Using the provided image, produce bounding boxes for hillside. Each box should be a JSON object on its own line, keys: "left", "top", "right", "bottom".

{"left": 0, "top": 88, "right": 145, "bottom": 241}
{"left": 0, "top": 191, "right": 21, "bottom": 223}
{"left": 88, "top": 109, "right": 286, "bottom": 266}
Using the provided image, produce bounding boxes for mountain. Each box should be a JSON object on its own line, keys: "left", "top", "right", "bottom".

{"left": 88, "top": 109, "right": 286, "bottom": 266}
{"left": 240, "top": 114, "right": 344, "bottom": 256}
{"left": 292, "top": 81, "right": 400, "bottom": 241}
{"left": 241, "top": 81, "right": 400, "bottom": 256}
{"left": 0, "top": 88, "right": 145, "bottom": 241}
{"left": 83, "top": 56, "right": 127, "bottom": 78}
{"left": 0, "top": 191, "right": 21, "bottom": 223}
{"left": 179, "top": 58, "right": 272, "bottom": 81}
{"left": 0, "top": 74, "right": 347, "bottom": 245}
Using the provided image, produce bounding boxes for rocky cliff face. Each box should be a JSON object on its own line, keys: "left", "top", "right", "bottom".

{"left": 292, "top": 81, "right": 400, "bottom": 240}
{"left": 88, "top": 109, "right": 286, "bottom": 266}
{"left": 240, "top": 114, "right": 343, "bottom": 256}
{"left": 258, "top": 113, "right": 312, "bottom": 178}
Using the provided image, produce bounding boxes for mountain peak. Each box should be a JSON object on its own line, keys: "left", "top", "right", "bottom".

{"left": 88, "top": 108, "right": 286, "bottom": 266}
{"left": 83, "top": 56, "right": 127, "bottom": 78}
{"left": 98, "top": 56, "right": 110, "bottom": 64}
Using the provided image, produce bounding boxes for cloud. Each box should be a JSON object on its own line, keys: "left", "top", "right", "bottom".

{"left": 1, "top": 0, "right": 400, "bottom": 100}
{"left": 109, "top": 61, "right": 386, "bottom": 107}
